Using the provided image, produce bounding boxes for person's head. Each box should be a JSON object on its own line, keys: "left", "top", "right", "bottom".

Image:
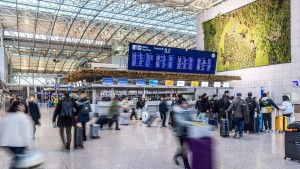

{"left": 8, "top": 101, "right": 26, "bottom": 113}
{"left": 64, "top": 92, "right": 70, "bottom": 99}
{"left": 225, "top": 90, "right": 230, "bottom": 96}
{"left": 212, "top": 94, "right": 217, "bottom": 100}
{"left": 113, "top": 96, "right": 119, "bottom": 101}
{"left": 282, "top": 95, "right": 290, "bottom": 101}
{"left": 180, "top": 100, "right": 188, "bottom": 108}
{"left": 248, "top": 92, "right": 252, "bottom": 97}
{"left": 262, "top": 93, "right": 268, "bottom": 97}
{"left": 236, "top": 93, "right": 242, "bottom": 97}
{"left": 202, "top": 93, "right": 208, "bottom": 98}
{"left": 178, "top": 94, "right": 183, "bottom": 98}
{"left": 141, "top": 97, "right": 145, "bottom": 102}
{"left": 29, "top": 96, "right": 36, "bottom": 102}
{"left": 80, "top": 93, "right": 88, "bottom": 99}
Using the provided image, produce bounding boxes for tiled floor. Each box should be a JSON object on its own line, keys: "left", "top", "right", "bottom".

{"left": 0, "top": 107, "right": 300, "bottom": 169}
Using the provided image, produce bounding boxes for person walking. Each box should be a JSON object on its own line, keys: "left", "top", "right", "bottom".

{"left": 0, "top": 101, "right": 34, "bottom": 168}
{"left": 260, "top": 93, "right": 279, "bottom": 133}
{"left": 108, "top": 97, "right": 121, "bottom": 130}
{"left": 130, "top": 98, "right": 138, "bottom": 120}
{"left": 136, "top": 97, "right": 146, "bottom": 120}
{"left": 226, "top": 93, "right": 249, "bottom": 138}
{"left": 76, "top": 93, "right": 91, "bottom": 141}
{"left": 245, "top": 92, "right": 256, "bottom": 133}
{"left": 28, "top": 96, "right": 41, "bottom": 139}
{"left": 279, "top": 95, "right": 293, "bottom": 124}
{"left": 159, "top": 96, "right": 169, "bottom": 128}
{"left": 52, "top": 93, "right": 79, "bottom": 149}
{"left": 172, "top": 100, "right": 192, "bottom": 169}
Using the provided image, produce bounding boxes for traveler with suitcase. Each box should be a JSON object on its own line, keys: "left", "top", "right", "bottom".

{"left": 260, "top": 93, "right": 279, "bottom": 133}
{"left": 279, "top": 95, "right": 293, "bottom": 124}
{"left": 108, "top": 97, "right": 121, "bottom": 130}
{"left": 0, "top": 101, "right": 44, "bottom": 168}
{"left": 172, "top": 100, "right": 192, "bottom": 169}
{"left": 136, "top": 97, "right": 146, "bottom": 120}
{"left": 159, "top": 96, "right": 169, "bottom": 128}
{"left": 245, "top": 92, "right": 257, "bottom": 133}
{"left": 75, "top": 93, "right": 91, "bottom": 141}
{"left": 196, "top": 93, "right": 210, "bottom": 118}
{"left": 226, "top": 93, "right": 249, "bottom": 138}
{"left": 52, "top": 92, "right": 80, "bottom": 149}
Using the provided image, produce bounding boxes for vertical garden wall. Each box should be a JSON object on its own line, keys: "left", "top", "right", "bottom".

{"left": 203, "top": 0, "right": 290, "bottom": 72}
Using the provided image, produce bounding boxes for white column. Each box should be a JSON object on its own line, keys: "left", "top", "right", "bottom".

{"left": 0, "top": 47, "right": 8, "bottom": 82}
{"left": 34, "top": 87, "right": 37, "bottom": 99}
{"left": 27, "top": 86, "right": 30, "bottom": 98}
{"left": 92, "top": 90, "right": 97, "bottom": 104}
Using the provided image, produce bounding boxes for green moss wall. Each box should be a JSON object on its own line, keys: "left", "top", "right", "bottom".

{"left": 203, "top": 0, "right": 290, "bottom": 72}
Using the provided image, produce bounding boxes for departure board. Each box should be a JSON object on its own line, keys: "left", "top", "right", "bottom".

{"left": 128, "top": 43, "right": 217, "bottom": 74}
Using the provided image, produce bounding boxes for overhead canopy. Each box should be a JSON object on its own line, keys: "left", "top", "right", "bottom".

{"left": 63, "top": 69, "right": 241, "bottom": 82}
{"left": 0, "top": 0, "right": 197, "bottom": 74}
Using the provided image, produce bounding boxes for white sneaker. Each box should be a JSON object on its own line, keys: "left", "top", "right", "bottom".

{"left": 265, "top": 130, "right": 269, "bottom": 133}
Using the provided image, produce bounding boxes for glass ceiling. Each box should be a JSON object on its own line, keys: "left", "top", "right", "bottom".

{"left": 0, "top": 0, "right": 197, "bottom": 74}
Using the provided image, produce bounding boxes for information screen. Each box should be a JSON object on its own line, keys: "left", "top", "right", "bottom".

{"left": 128, "top": 43, "right": 217, "bottom": 74}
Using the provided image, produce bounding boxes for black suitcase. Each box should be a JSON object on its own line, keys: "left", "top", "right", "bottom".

{"left": 220, "top": 112, "right": 229, "bottom": 137}
{"left": 74, "top": 126, "right": 83, "bottom": 149}
{"left": 96, "top": 115, "right": 111, "bottom": 128}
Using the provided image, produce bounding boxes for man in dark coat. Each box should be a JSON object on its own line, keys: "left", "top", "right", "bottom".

{"left": 53, "top": 93, "right": 79, "bottom": 149}
{"left": 28, "top": 96, "right": 41, "bottom": 139}
{"left": 159, "top": 96, "right": 169, "bottom": 127}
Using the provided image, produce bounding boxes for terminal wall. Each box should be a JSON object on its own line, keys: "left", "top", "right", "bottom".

{"left": 197, "top": 0, "right": 300, "bottom": 104}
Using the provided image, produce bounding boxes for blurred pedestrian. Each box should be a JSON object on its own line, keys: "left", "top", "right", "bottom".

{"left": 0, "top": 101, "right": 33, "bottom": 167}
{"left": 159, "top": 96, "right": 169, "bottom": 128}
{"left": 108, "top": 97, "right": 121, "bottom": 130}
{"left": 76, "top": 93, "right": 91, "bottom": 141}
{"left": 136, "top": 97, "right": 146, "bottom": 120}
{"left": 28, "top": 96, "right": 41, "bottom": 139}
{"left": 52, "top": 93, "right": 79, "bottom": 149}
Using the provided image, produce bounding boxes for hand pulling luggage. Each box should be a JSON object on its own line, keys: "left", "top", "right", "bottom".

{"left": 90, "top": 124, "right": 100, "bottom": 139}
{"left": 145, "top": 114, "right": 158, "bottom": 127}
{"left": 187, "top": 137, "right": 213, "bottom": 169}
{"left": 74, "top": 126, "right": 84, "bottom": 149}
{"left": 220, "top": 112, "right": 229, "bottom": 137}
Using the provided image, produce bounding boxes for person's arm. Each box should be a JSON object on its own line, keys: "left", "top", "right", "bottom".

{"left": 279, "top": 101, "right": 287, "bottom": 110}
{"left": 270, "top": 99, "right": 279, "bottom": 110}
{"left": 195, "top": 100, "right": 198, "bottom": 109}
{"left": 226, "top": 102, "right": 234, "bottom": 113}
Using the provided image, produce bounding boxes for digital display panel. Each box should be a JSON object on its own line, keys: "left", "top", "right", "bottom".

{"left": 118, "top": 78, "right": 128, "bottom": 85}
{"left": 149, "top": 80, "right": 158, "bottom": 86}
{"left": 103, "top": 78, "right": 114, "bottom": 85}
{"left": 136, "top": 79, "right": 146, "bottom": 85}
{"left": 128, "top": 43, "right": 217, "bottom": 74}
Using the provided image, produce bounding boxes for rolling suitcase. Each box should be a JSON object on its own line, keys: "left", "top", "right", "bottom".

{"left": 142, "top": 110, "right": 149, "bottom": 123}
{"left": 208, "top": 113, "right": 218, "bottom": 128}
{"left": 256, "top": 114, "right": 263, "bottom": 132}
{"left": 74, "top": 126, "right": 84, "bottom": 149}
{"left": 90, "top": 124, "right": 100, "bottom": 139}
{"left": 220, "top": 112, "right": 229, "bottom": 137}
{"left": 119, "top": 112, "right": 130, "bottom": 125}
{"left": 187, "top": 137, "right": 213, "bottom": 169}
{"left": 275, "top": 110, "right": 284, "bottom": 132}
{"left": 145, "top": 114, "right": 158, "bottom": 127}
{"left": 283, "top": 116, "right": 288, "bottom": 131}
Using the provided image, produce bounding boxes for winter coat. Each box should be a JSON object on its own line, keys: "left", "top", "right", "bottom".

{"left": 28, "top": 102, "right": 41, "bottom": 125}
{"left": 76, "top": 99, "right": 90, "bottom": 123}
{"left": 260, "top": 97, "right": 279, "bottom": 113}
{"left": 109, "top": 101, "right": 120, "bottom": 116}
{"left": 195, "top": 100, "right": 201, "bottom": 110}
{"left": 209, "top": 99, "right": 220, "bottom": 114}
{"left": 220, "top": 95, "right": 231, "bottom": 114}
{"left": 279, "top": 101, "right": 293, "bottom": 115}
{"left": 52, "top": 98, "right": 79, "bottom": 127}
{"left": 226, "top": 97, "right": 248, "bottom": 118}
{"left": 159, "top": 100, "right": 168, "bottom": 113}
{"left": 0, "top": 112, "right": 33, "bottom": 147}
{"left": 136, "top": 100, "right": 146, "bottom": 109}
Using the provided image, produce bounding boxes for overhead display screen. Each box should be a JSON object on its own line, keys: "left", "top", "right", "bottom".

{"left": 128, "top": 43, "right": 217, "bottom": 74}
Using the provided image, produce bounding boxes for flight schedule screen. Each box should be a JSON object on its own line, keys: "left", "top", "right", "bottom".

{"left": 128, "top": 43, "right": 217, "bottom": 74}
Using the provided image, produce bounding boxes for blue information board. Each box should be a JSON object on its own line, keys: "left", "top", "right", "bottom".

{"left": 67, "top": 86, "right": 73, "bottom": 91}
{"left": 128, "top": 43, "right": 217, "bottom": 74}
{"left": 149, "top": 80, "right": 158, "bottom": 86}
{"left": 136, "top": 79, "right": 146, "bottom": 85}
{"left": 118, "top": 78, "right": 128, "bottom": 85}
{"left": 103, "top": 78, "right": 114, "bottom": 85}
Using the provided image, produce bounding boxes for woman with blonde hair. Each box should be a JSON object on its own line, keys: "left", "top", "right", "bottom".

{"left": 28, "top": 96, "right": 41, "bottom": 139}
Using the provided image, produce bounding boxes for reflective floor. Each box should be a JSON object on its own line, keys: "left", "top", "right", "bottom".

{"left": 0, "top": 107, "right": 299, "bottom": 169}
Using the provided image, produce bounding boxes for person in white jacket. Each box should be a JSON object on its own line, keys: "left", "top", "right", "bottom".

{"left": 0, "top": 101, "right": 33, "bottom": 167}
{"left": 279, "top": 95, "right": 293, "bottom": 123}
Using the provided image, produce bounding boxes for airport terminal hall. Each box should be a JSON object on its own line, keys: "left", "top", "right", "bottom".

{"left": 1, "top": 0, "right": 300, "bottom": 169}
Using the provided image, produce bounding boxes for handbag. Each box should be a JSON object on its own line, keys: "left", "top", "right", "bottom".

{"left": 266, "top": 106, "right": 273, "bottom": 113}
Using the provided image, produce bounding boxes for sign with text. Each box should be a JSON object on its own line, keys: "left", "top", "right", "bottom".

{"left": 191, "top": 81, "right": 199, "bottom": 87}
{"left": 214, "top": 82, "right": 221, "bottom": 87}
{"left": 177, "top": 81, "right": 185, "bottom": 86}
{"left": 149, "top": 80, "right": 158, "bottom": 86}
{"left": 103, "top": 78, "right": 114, "bottom": 85}
{"left": 201, "top": 82, "right": 209, "bottom": 87}
{"left": 136, "top": 79, "right": 146, "bottom": 85}
{"left": 165, "top": 80, "right": 174, "bottom": 86}
{"left": 118, "top": 78, "right": 128, "bottom": 85}
{"left": 223, "top": 82, "right": 230, "bottom": 87}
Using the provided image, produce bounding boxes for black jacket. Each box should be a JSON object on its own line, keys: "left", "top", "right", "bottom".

{"left": 52, "top": 98, "right": 79, "bottom": 127}
{"left": 28, "top": 102, "right": 41, "bottom": 125}
{"left": 136, "top": 101, "right": 145, "bottom": 109}
{"left": 195, "top": 100, "right": 201, "bottom": 110}
{"left": 209, "top": 99, "right": 220, "bottom": 114}
{"left": 220, "top": 95, "right": 231, "bottom": 113}
{"left": 159, "top": 100, "right": 168, "bottom": 113}
{"left": 245, "top": 97, "right": 256, "bottom": 112}
{"left": 200, "top": 99, "right": 210, "bottom": 113}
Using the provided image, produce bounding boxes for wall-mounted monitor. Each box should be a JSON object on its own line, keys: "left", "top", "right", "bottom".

{"left": 177, "top": 81, "right": 185, "bottom": 86}
{"left": 136, "top": 79, "right": 146, "bottom": 85}
{"left": 149, "top": 80, "right": 158, "bottom": 86}
{"left": 128, "top": 43, "right": 217, "bottom": 74}
{"left": 103, "top": 78, "right": 114, "bottom": 85}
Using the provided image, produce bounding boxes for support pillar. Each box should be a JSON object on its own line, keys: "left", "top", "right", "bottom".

{"left": 92, "top": 89, "right": 97, "bottom": 104}
{"left": 34, "top": 86, "right": 37, "bottom": 99}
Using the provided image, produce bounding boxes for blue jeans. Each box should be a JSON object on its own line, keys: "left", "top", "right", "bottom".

{"left": 234, "top": 118, "right": 244, "bottom": 135}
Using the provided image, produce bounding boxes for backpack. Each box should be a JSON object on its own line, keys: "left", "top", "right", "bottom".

{"left": 80, "top": 103, "right": 91, "bottom": 115}
{"left": 245, "top": 98, "right": 255, "bottom": 111}
{"left": 60, "top": 100, "right": 73, "bottom": 117}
